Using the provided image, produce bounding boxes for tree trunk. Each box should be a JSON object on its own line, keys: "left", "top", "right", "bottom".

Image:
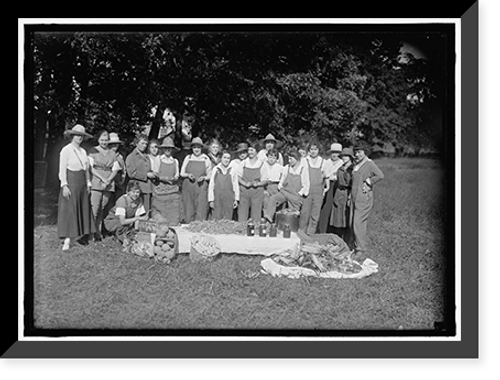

{"left": 148, "top": 104, "right": 164, "bottom": 140}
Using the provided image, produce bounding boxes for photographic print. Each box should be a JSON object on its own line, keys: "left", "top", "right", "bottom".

{"left": 12, "top": 11, "right": 478, "bottom": 359}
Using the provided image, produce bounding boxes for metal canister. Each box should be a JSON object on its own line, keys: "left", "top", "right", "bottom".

{"left": 269, "top": 223, "right": 277, "bottom": 238}
{"left": 247, "top": 221, "right": 255, "bottom": 236}
{"left": 283, "top": 223, "right": 291, "bottom": 238}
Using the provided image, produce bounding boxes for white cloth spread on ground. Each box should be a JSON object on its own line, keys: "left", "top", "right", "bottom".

{"left": 173, "top": 225, "right": 300, "bottom": 255}
{"left": 260, "top": 257, "right": 379, "bottom": 279}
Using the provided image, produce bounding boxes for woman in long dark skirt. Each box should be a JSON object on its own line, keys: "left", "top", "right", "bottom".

{"left": 57, "top": 124, "right": 96, "bottom": 251}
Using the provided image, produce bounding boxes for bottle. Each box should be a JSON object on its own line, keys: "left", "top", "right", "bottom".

{"left": 283, "top": 223, "right": 291, "bottom": 238}
{"left": 259, "top": 218, "right": 267, "bottom": 237}
{"left": 269, "top": 223, "right": 277, "bottom": 238}
{"left": 247, "top": 220, "right": 255, "bottom": 236}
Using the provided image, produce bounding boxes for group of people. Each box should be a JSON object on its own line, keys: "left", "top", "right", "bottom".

{"left": 57, "top": 124, "right": 384, "bottom": 258}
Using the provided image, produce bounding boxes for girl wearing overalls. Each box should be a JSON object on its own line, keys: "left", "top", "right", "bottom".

{"left": 237, "top": 145, "right": 268, "bottom": 224}
{"left": 264, "top": 149, "right": 310, "bottom": 223}
{"left": 208, "top": 151, "right": 240, "bottom": 220}
{"left": 151, "top": 136, "right": 182, "bottom": 225}
{"left": 180, "top": 137, "right": 212, "bottom": 223}
{"left": 300, "top": 142, "right": 329, "bottom": 235}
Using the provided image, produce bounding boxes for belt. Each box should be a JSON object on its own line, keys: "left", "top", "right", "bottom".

{"left": 267, "top": 181, "right": 280, "bottom": 184}
{"left": 93, "top": 165, "right": 112, "bottom": 171}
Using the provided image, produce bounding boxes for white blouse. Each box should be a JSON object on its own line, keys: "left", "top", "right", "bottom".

{"left": 58, "top": 143, "right": 89, "bottom": 187}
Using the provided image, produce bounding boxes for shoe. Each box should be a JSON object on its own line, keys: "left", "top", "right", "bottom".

{"left": 62, "top": 238, "right": 70, "bottom": 251}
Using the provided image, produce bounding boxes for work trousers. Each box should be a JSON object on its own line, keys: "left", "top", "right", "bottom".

{"left": 238, "top": 187, "right": 264, "bottom": 224}
{"left": 351, "top": 191, "right": 374, "bottom": 254}
{"left": 300, "top": 187, "right": 324, "bottom": 235}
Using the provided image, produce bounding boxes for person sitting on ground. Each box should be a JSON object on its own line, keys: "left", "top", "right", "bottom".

{"left": 103, "top": 180, "right": 149, "bottom": 243}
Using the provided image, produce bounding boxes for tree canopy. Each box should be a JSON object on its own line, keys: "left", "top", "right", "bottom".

{"left": 31, "top": 29, "right": 448, "bottom": 156}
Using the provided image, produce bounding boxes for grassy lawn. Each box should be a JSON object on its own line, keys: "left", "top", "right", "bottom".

{"left": 31, "top": 157, "right": 450, "bottom": 332}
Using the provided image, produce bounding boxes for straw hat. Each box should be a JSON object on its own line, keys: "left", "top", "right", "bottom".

{"left": 159, "top": 136, "right": 180, "bottom": 152}
{"left": 232, "top": 142, "right": 249, "bottom": 154}
{"left": 63, "top": 124, "right": 92, "bottom": 139}
{"left": 260, "top": 133, "right": 282, "bottom": 148}
{"left": 108, "top": 132, "right": 123, "bottom": 145}
{"left": 326, "top": 143, "right": 342, "bottom": 154}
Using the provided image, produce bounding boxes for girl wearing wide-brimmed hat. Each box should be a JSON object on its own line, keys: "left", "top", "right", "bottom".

{"left": 229, "top": 142, "right": 249, "bottom": 171}
{"left": 150, "top": 136, "right": 182, "bottom": 225}
{"left": 57, "top": 124, "right": 96, "bottom": 250}
{"left": 257, "top": 133, "right": 284, "bottom": 166}
{"left": 318, "top": 142, "right": 345, "bottom": 233}
{"left": 330, "top": 147, "right": 355, "bottom": 243}
{"left": 179, "top": 137, "right": 212, "bottom": 222}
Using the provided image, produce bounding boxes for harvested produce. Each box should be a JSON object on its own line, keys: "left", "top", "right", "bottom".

{"left": 272, "top": 241, "right": 362, "bottom": 275}
{"left": 186, "top": 220, "right": 247, "bottom": 235}
{"left": 190, "top": 234, "right": 221, "bottom": 262}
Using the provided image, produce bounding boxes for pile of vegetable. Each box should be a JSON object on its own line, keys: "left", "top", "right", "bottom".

{"left": 271, "top": 241, "right": 362, "bottom": 275}
{"left": 153, "top": 226, "right": 178, "bottom": 264}
{"left": 190, "top": 234, "right": 221, "bottom": 262}
{"left": 123, "top": 222, "right": 179, "bottom": 264}
{"left": 185, "top": 220, "right": 247, "bottom": 235}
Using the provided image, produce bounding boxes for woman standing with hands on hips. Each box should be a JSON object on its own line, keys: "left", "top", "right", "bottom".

{"left": 57, "top": 125, "right": 96, "bottom": 251}
{"left": 125, "top": 134, "right": 156, "bottom": 212}
{"left": 350, "top": 142, "right": 384, "bottom": 259}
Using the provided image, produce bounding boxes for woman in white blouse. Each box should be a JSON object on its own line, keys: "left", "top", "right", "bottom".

{"left": 57, "top": 125, "right": 96, "bottom": 250}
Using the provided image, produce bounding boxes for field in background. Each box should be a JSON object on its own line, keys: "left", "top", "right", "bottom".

{"left": 31, "top": 158, "right": 450, "bottom": 332}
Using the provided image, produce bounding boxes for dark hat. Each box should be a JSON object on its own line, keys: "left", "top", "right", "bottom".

{"left": 353, "top": 141, "right": 371, "bottom": 152}
{"left": 232, "top": 142, "right": 249, "bottom": 154}
{"left": 339, "top": 147, "right": 355, "bottom": 159}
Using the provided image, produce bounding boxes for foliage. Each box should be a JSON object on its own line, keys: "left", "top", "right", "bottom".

{"left": 31, "top": 31, "right": 445, "bottom": 152}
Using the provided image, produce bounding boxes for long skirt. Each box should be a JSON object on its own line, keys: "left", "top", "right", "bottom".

{"left": 57, "top": 170, "right": 96, "bottom": 238}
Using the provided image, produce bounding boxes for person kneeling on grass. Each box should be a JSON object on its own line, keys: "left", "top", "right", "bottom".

{"left": 103, "top": 180, "right": 149, "bottom": 243}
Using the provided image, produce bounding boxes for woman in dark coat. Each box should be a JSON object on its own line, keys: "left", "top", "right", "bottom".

{"left": 330, "top": 147, "right": 354, "bottom": 244}
{"left": 125, "top": 134, "right": 157, "bottom": 211}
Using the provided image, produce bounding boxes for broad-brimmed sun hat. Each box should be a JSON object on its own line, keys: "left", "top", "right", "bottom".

{"left": 326, "top": 143, "right": 342, "bottom": 154}
{"left": 63, "top": 124, "right": 92, "bottom": 139}
{"left": 232, "top": 142, "right": 249, "bottom": 154}
{"left": 159, "top": 136, "right": 180, "bottom": 152}
{"left": 259, "top": 133, "right": 282, "bottom": 148}
{"left": 189, "top": 137, "right": 206, "bottom": 149}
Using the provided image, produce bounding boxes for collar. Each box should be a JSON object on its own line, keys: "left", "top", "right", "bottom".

{"left": 353, "top": 157, "right": 370, "bottom": 171}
